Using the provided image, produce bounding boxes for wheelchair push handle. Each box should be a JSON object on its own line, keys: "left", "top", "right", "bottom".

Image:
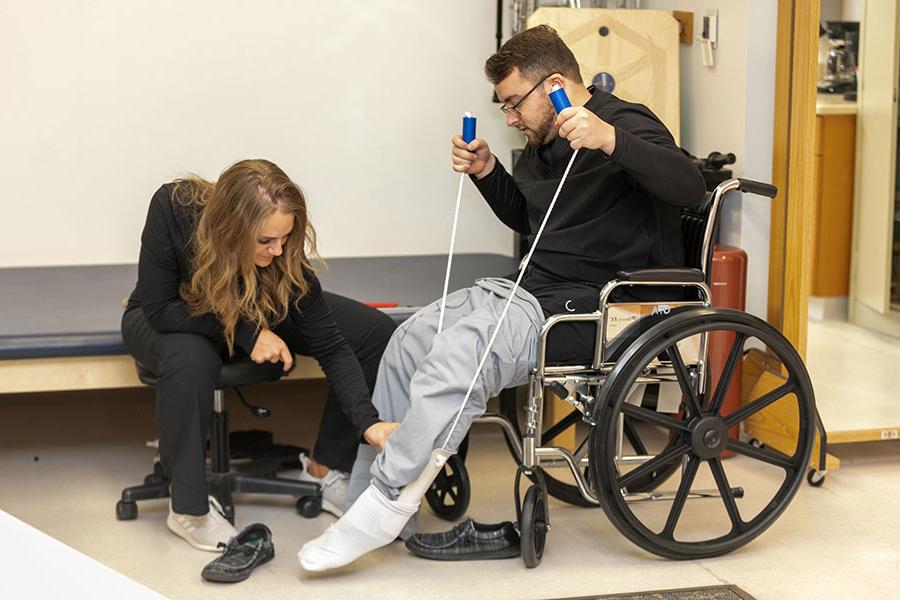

{"left": 737, "top": 178, "right": 778, "bottom": 198}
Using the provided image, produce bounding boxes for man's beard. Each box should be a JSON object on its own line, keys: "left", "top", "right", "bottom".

{"left": 524, "top": 102, "right": 557, "bottom": 146}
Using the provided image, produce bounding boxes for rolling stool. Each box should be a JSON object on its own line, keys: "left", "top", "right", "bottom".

{"left": 115, "top": 356, "right": 323, "bottom": 523}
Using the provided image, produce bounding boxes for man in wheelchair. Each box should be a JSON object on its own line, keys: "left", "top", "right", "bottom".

{"left": 298, "top": 24, "right": 706, "bottom": 571}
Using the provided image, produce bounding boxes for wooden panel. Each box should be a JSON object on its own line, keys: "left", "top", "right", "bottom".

{"left": 0, "top": 355, "right": 324, "bottom": 395}
{"left": 528, "top": 8, "right": 680, "bottom": 143}
{"left": 812, "top": 115, "right": 857, "bottom": 297}
{"left": 780, "top": 0, "right": 818, "bottom": 357}
{"left": 767, "top": 0, "right": 794, "bottom": 331}
{"left": 767, "top": 0, "right": 818, "bottom": 357}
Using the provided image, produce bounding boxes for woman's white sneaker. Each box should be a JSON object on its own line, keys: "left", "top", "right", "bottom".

{"left": 298, "top": 453, "right": 350, "bottom": 517}
{"left": 166, "top": 496, "right": 238, "bottom": 552}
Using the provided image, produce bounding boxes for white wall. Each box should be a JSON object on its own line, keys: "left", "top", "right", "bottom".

{"left": 0, "top": 1, "right": 521, "bottom": 268}
{"left": 642, "top": 0, "right": 777, "bottom": 319}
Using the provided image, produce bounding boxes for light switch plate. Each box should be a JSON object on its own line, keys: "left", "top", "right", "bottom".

{"left": 702, "top": 9, "right": 719, "bottom": 48}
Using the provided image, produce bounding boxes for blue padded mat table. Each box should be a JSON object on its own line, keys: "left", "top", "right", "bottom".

{"left": 0, "top": 254, "right": 518, "bottom": 360}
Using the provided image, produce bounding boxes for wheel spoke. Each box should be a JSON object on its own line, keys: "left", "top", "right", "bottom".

{"left": 727, "top": 439, "right": 796, "bottom": 471}
{"left": 725, "top": 382, "right": 797, "bottom": 427}
{"left": 709, "top": 333, "right": 747, "bottom": 414}
{"left": 667, "top": 344, "right": 703, "bottom": 418}
{"left": 622, "top": 403, "right": 691, "bottom": 433}
{"left": 661, "top": 457, "right": 700, "bottom": 539}
{"left": 623, "top": 417, "right": 649, "bottom": 455}
{"left": 618, "top": 443, "right": 691, "bottom": 490}
{"left": 709, "top": 458, "right": 744, "bottom": 533}
{"left": 541, "top": 409, "right": 582, "bottom": 445}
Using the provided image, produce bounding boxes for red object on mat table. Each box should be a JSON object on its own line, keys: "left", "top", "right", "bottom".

{"left": 364, "top": 302, "right": 399, "bottom": 308}
{"left": 708, "top": 245, "right": 747, "bottom": 459}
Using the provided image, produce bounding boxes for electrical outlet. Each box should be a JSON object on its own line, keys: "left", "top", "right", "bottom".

{"left": 673, "top": 11, "right": 693, "bottom": 45}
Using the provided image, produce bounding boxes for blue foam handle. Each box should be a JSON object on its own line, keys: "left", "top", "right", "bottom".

{"left": 549, "top": 84, "right": 571, "bottom": 113}
{"left": 462, "top": 113, "right": 477, "bottom": 143}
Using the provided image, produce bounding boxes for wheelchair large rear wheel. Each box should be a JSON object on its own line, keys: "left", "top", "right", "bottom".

{"left": 590, "top": 308, "right": 815, "bottom": 560}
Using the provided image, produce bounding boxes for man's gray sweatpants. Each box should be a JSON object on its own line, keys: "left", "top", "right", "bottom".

{"left": 346, "top": 277, "right": 545, "bottom": 508}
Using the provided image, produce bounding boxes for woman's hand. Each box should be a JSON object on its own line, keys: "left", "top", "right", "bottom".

{"left": 250, "top": 329, "right": 293, "bottom": 371}
{"left": 363, "top": 422, "right": 400, "bottom": 449}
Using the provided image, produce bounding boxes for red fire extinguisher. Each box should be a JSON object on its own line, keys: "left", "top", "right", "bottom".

{"left": 708, "top": 245, "right": 748, "bottom": 458}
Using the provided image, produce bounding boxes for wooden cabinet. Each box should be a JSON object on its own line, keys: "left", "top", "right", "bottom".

{"left": 812, "top": 114, "right": 857, "bottom": 297}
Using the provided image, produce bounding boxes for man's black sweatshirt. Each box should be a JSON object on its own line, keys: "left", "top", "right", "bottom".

{"left": 472, "top": 89, "right": 706, "bottom": 361}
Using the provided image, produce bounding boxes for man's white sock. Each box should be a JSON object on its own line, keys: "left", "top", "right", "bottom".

{"left": 298, "top": 484, "right": 418, "bottom": 571}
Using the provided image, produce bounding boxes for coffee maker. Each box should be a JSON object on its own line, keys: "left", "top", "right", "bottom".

{"left": 817, "top": 21, "right": 859, "bottom": 95}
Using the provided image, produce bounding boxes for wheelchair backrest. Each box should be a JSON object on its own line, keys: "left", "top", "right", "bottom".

{"left": 680, "top": 191, "right": 717, "bottom": 284}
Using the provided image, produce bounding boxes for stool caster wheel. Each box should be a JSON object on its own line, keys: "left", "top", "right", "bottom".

{"left": 116, "top": 500, "right": 138, "bottom": 521}
{"left": 519, "top": 484, "right": 548, "bottom": 569}
{"left": 807, "top": 469, "right": 826, "bottom": 487}
{"left": 425, "top": 454, "right": 470, "bottom": 521}
{"left": 296, "top": 496, "right": 322, "bottom": 518}
{"left": 143, "top": 473, "right": 167, "bottom": 486}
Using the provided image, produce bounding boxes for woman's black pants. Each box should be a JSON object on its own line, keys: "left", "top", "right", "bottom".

{"left": 121, "top": 292, "right": 396, "bottom": 516}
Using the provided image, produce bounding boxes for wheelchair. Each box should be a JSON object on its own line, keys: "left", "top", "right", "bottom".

{"left": 424, "top": 178, "right": 825, "bottom": 568}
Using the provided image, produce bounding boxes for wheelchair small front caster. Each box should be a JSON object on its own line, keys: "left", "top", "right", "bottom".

{"left": 519, "top": 484, "right": 548, "bottom": 568}
{"left": 807, "top": 469, "right": 826, "bottom": 487}
{"left": 425, "top": 454, "right": 471, "bottom": 521}
{"left": 116, "top": 500, "right": 138, "bottom": 521}
{"left": 296, "top": 496, "right": 322, "bottom": 518}
{"left": 749, "top": 438, "right": 764, "bottom": 449}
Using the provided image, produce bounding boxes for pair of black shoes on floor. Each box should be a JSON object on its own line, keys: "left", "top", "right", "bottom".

{"left": 405, "top": 518, "right": 520, "bottom": 561}
{"left": 202, "top": 523, "right": 274, "bottom": 583}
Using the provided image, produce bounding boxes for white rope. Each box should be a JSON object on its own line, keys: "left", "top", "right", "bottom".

{"left": 440, "top": 148, "right": 580, "bottom": 451}
{"left": 437, "top": 173, "right": 466, "bottom": 334}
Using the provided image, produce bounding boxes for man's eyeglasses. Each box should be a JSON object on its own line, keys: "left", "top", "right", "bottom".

{"left": 499, "top": 74, "right": 550, "bottom": 119}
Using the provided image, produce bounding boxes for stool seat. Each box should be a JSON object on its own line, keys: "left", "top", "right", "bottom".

{"left": 135, "top": 356, "right": 294, "bottom": 389}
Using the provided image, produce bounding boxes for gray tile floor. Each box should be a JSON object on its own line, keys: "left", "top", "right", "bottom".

{"left": 0, "top": 376, "right": 898, "bottom": 599}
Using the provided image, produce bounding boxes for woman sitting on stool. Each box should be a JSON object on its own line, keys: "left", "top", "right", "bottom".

{"left": 121, "top": 159, "right": 398, "bottom": 551}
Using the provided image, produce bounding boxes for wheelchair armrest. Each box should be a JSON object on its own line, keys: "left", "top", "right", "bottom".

{"left": 615, "top": 268, "right": 705, "bottom": 283}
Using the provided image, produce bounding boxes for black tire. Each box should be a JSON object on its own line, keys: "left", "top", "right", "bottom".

{"left": 807, "top": 469, "right": 826, "bottom": 487}
{"left": 116, "top": 500, "right": 138, "bottom": 521}
{"left": 590, "top": 307, "right": 816, "bottom": 560}
{"left": 296, "top": 496, "right": 322, "bottom": 518}
{"left": 425, "top": 454, "right": 471, "bottom": 521}
{"left": 519, "top": 485, "right": 548, "bottom": 568}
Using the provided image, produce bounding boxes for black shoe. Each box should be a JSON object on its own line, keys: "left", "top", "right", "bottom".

{"left": 405, "top": 518, "right": 520, "bottom": 561}
{"left": 201, "top": 523, "right": 274, "bottom": 583}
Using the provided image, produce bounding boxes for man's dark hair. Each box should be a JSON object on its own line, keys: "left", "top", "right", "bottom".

{"left": 484, "top": 24, "right": 583, "bottom": 85}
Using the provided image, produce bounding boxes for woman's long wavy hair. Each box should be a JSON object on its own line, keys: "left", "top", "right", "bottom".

{"left": 178, "top": 159, "right": 319, "bottom": 355}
